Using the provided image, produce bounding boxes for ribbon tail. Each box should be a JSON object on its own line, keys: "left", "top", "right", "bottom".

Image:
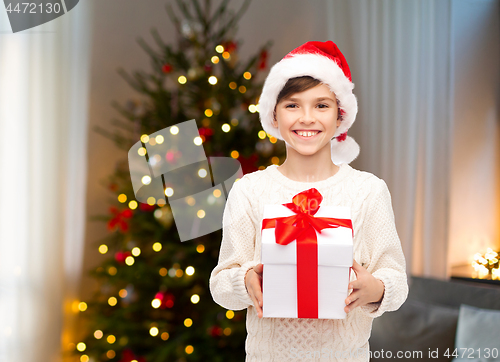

{"left": 296, "top": 226, "right": 318, "bottom": 318}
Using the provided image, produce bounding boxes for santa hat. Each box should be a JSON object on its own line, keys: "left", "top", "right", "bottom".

{"left": 258, "top": 40, "right": 360, "bottom": 165}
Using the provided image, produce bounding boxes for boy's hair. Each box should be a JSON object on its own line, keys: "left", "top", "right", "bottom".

{"left": 273, "top": 76, "right": 341, "bottom": 121}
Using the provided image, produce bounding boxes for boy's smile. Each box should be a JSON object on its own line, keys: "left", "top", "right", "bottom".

{"left": 272, "top": 83, "right": 341, "bottom": 156}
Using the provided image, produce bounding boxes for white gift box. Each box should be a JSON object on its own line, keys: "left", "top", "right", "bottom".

{"left": 260, "top": 204, "right": 353, "bottom": 319}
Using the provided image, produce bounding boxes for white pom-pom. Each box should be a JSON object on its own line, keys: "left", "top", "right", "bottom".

{"left": 330, "top": 135, "right": 360, "bottom": 165}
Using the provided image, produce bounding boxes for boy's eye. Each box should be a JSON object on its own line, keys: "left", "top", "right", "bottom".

{"left": 284, "top": 103, "right": 329, "bottom": 109}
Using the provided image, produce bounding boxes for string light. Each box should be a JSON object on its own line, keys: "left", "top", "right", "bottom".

{"left": 106, "top": 351, "right": 116, "bottom": 359}
{"left": 197, "top": 210, "right": 206, "bottom": 218}
{"left": 118, "top": 194, "right": 127, "bottom": 203}
{"left": 131, "top": 247, "right": 141, "bottom": 256}
{"left": 108, "top": 297, "right": 117, "bottom": 306}
{"left": 248, "top": 104, "right": 257, "bottom": 113}
{"left": 165, "top": 187, "right": 174, "bottom": 197}
{"left": 208, "top": 76, "right": 218, "bottom": 85}
{"left": 94, "top": 330, "right": 103, "bottom": 339}
{"left": 137, "top": 147, "right": 147, "bottom": 156}
{"left": 229, "top": 82, "right": 237, "bottom": 90}
{"left": 159, "top": 267, "right": 167, "bottom": 276}
{"left": 140, "top": 135, "right": 149, "bottom": 143}
{"left": 243, "top": 71, "right": 252, "bottom": 80}
{"left": 211, "top": 56, "right": 220, "bottom": 64}
{"left": 230, "top": 151, "right": 239, "bottom": 159}
{"left": 178, "top": 76, "right": 187, "bottom": 84}
{"left": 194, "top": 136, "right": 203, "bottom": 145}
{"left": 258, "top": 131, "right": 266, "bottom": 139}
{"left": 128, "top": 200, "right": 138, "bottom": 210}
{"left": 150, "top": 327, "right": 159, "bottom": 336}
{"left": 147, "top": 197, "right": 156, "bottom": 205}
{"left": 152, "top": 298, "right": 161, "bottom": 309}
{"left": 99, "top": 245, "right": 108, "bottom": 254}
{"left": 184, "top": 318, "right": 193, "bottom": 327}
{"left": 238, "top": 85, "right": 246, "bottom": 93}
{"left": 78, "top": 302, "right": 87, "bottom": 312}
{"left": 107, "top": 335, "right": 116, "bottom": 344}
{"left": 141, "top": 175, "right": 151, "bottom": 185}
{"left": 213, "top": 189, "right": 221, "bottom": 198}
{"left": 222, "top": 51, "right": 230, "bottom": 59}
{"left": 204, "top": 109, "right": 213, "bottom": 117}
{"left": 76, "top": 343, "right": 86, "bottom": 352}
{"left": 125, "top": 256, "right": 135, "bottom": 266}
{"left": 191, "top": 294, "right": 200, "bottom": 304}
{"left": 155, "top": 135, "right": 164, "bottom": 144}
{"left": 170, "top": 126, "right": 179, "bottom": 135}
{"left": 185, "top": 345, "right": 194, "bottom": 354}
{"left": 196, "top": 244, "right": 205, "bottom": 253}
{"left": 226, "top": 310, "right": 235, "bottom": 319}
{"left": 221, "top": 123, "right": 230, "bottom": 132}
{"left": 153, "top": 242, "right": 162, "bottom": 252}
{"left": 185, "top": 266, "right": 195, "bottom": 275}
{"left": 215, "top": 45, "right": 224, "bottom": 53}
{"left": 472, "top": 248, "right": 499, "bottom": 280}
{"left": 119, "top": 289, "right": 128, "bottom": 298}
{"left": 198, "top": 168, "right": 208, "bottom": 178}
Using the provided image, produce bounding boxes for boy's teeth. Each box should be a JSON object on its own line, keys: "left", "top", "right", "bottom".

{"left": 296, "top": 131, "right": 319, "bottom": 137}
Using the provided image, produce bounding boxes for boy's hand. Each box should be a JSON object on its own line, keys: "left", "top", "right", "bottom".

{"left": 344, "top": 260, "right": 384, "bottom": 313}
{"left": 245, "top": 263, "right": 264, "bottom": 318}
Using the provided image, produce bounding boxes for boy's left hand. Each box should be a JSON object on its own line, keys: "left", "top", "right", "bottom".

{"left": 344, "top": 260, "right": 385, "bottom": 313}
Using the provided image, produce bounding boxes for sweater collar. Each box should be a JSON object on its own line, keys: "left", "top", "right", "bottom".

{"left": 266, "top": 162, "right": 351, "bottom": 189}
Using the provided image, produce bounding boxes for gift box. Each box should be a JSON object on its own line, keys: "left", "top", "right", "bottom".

{"left": 260, "top": 188, "right": 353, "bottom": 319}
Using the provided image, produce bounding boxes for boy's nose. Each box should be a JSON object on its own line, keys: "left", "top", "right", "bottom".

{"left": 299, "top": 110, "right": 316, "bottom": 123}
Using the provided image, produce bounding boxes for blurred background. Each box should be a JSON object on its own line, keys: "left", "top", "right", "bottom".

{"left": 0, "top": 0, "right": 499, "bottom": 361}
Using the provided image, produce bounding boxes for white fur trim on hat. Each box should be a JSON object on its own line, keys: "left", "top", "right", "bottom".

{"left": 259, "top": 51, "right": 360, "bottom": 164}
{"left": 331, "top": 135, "right": 360, "bottom": 165}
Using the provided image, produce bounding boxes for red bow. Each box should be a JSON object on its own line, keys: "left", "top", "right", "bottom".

{"left": 261, "top": 188, "right": 353, "bottom": 318}
{"left": 107, "top": 207, "right": 133, "bottom": 232}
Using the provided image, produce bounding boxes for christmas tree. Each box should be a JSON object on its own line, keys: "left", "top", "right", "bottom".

{"left": 67, "top": 1, "right": 282, "bottom": 361}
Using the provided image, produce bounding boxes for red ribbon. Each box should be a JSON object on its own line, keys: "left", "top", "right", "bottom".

{"left": 261, "top": 188, "right": 353, "bottom": 318}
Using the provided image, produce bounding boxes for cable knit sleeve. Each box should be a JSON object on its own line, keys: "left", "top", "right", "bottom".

{"left": 209, "top": 176, "right": 260, "bottom": 310}
{"left": 358, "top": 178, "right": 408, "bottom": 318}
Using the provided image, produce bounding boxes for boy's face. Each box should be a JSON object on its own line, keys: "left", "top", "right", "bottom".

{"left": 272, "top": 83, "right": 341, "bottom": 157}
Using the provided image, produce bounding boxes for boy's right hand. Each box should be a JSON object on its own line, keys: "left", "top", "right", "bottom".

{"left": 245, "top": 263, "right": 263, "bottom": 318}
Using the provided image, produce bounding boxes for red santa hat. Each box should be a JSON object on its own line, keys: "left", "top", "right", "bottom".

{"left": 258, "top": 40, "right": 360, "bottom": 165}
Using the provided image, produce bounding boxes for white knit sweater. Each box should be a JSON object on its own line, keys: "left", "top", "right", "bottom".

{"left": 209, "top": 163, "right": 408, "bottom": 362}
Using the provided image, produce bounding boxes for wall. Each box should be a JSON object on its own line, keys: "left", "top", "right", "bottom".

{"left": 447, "top": 0, "right": 500, "bottom": 268}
